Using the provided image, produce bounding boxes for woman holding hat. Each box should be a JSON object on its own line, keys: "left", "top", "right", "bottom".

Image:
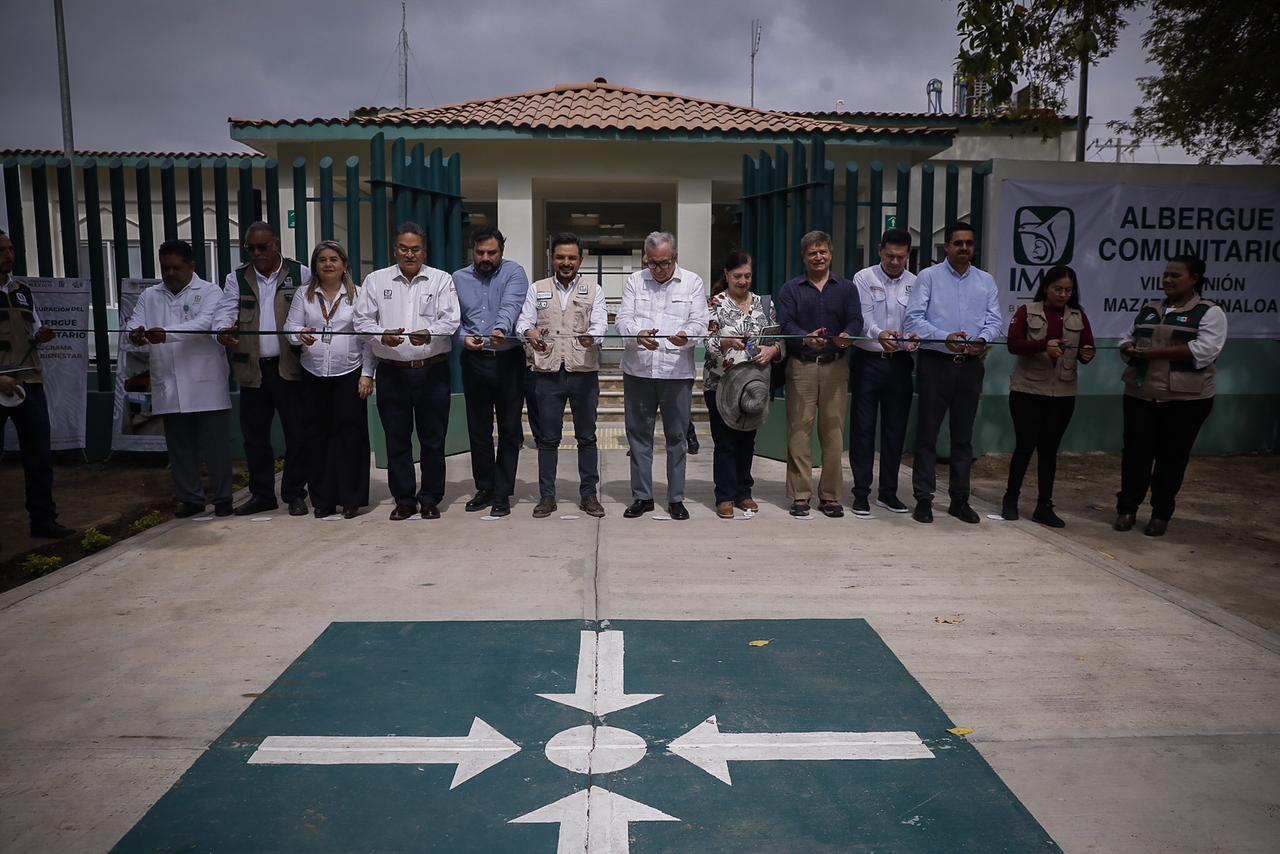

{"left": 704, "top": 250, "right": 782, "bottom": 519}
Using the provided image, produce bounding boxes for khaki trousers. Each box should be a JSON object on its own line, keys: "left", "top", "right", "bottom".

{"left": 785, "top": 356, "right": 849, "bottom": 501}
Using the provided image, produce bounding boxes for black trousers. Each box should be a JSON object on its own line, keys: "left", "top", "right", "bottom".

{"left": 849, "top": 349, "right": 914, "bottom": 501}
{"left": 524, "top": 363, "right": 543, "bottom": 445}
{"left": 912, "top": 350, "right": 985, "bottom": 502}
{"left": 163, "top": 409, "right": 233, "bottom": 507}
{"left": 704, "top": 388, "right": 756, "bottom": 504}
{"left": 375, "top": 359, "right": 451, "bottom": 506}
{"left": 1006, "top": 390, "right": 1076, "bottom": 503}
{"left": 302, "top": 368, "right": 371, "bottom": 512}
{"left": 0, "top": 382, "right": 57, "bottom": 527}
{"left": 534, "top": 367, "right": 600, "bottom": 498}
{"left": 461, "top": 348, "right": 525, "bottom": 499}
{"left": 1117, "top": 395, "right": 1214, "bottom": 520}
{"left": 239, "top": 358, "right": 308, "bottom": 503}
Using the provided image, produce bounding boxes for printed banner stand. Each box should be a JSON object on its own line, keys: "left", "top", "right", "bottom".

{"left": 111, "top": 278, "right": 168, "bottom": 452}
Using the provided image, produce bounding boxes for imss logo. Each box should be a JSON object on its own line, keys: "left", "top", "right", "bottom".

{"left": 1014, "top": 206, "right": 1075, "bottom": 265}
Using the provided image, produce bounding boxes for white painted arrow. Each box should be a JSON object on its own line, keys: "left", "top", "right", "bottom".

{"left": 538, "top": 630, "right": 661, "bottom": 716}
{"left": 668, "top": 715, "right": 934, "bottom": 784}
{"left": 247, "top": 716, "right": 520, "bottom": 789}
{"left": 510, "top": 786, "right": 679, "bottom": 854}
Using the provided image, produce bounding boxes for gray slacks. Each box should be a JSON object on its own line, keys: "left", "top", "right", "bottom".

{"left": 163, "top": 409, "right": 233, "bottom": 507}
{"left": 623, "top": 374, "right": 692, "bottom": 503}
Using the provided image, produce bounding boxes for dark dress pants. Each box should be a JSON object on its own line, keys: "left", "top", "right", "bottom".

{"left": 0, "top": 382, "right": 57, "bottom": 527}
{"left": 704, "top": 387, "right": 756, "bottom": 504}
{"left": 461, "top": 348, "right": 525, "bottom": 499}
{"left": 912, "top": 350, "right": 985, "bottom": 503}
{"left": 1117, "top": 395, "right": 1214, "bottom": 520}
{"left": 163, "top": 408, "right": 232, "bottom": 507}
{"left": 239, "top": 358, "right": 308, "bottom": 503}
{"left": 375, "top": 359, "right": 451, "bottom": 506}
{"left": 303, "top": 368, "right": 371, "bottom": 512}
{"left": 534, "top": 367, "right": 600, "bottom": 498}
{"left": 849, "top": 349, "right": 914, "bottom": 502}
{"left": 524, "top": 362, "right": 543, "bottom": 445}
{"left": 1006, "top": 390, "right": 1076, "bottom": 503}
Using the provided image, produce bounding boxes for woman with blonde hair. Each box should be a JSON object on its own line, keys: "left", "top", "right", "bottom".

{"left": 284, "top": 240, "right": 375, "bottom": 518}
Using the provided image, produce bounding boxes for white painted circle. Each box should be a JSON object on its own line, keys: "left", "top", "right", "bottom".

{"left": 544, "top": 725, "right": 647, "bottom": 775}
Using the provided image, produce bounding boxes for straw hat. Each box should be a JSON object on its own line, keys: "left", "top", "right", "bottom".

{"left": 715, "top": 362, "right": 771, "bottom": 431}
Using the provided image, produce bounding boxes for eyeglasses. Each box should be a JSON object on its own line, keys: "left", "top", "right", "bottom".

{"left": 645, "top": 259, "right": 674, "bottom": 271}
{"left": 244, "top": 242, "right": 273, "bottom": 253}
{"left": 396, "top": 245, "right": 425, "bottom": 256}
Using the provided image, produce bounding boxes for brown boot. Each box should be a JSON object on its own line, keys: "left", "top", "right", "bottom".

{"left": 532, "top": 496, "right": 557, "bottom": 518}
{"left": 717, "top": 501, "right": 735, "bottom": 519}
{"left": 580, "top": 495, "right": 606, "bottom": 517}
{"left": 735, "top": 498, "right": 758, "bottom": 512}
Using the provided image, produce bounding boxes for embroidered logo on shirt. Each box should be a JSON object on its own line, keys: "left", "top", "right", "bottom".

{"left": 383, "top": 289, "right": 393, "bottom": 299}
{"left": 14, "top": 292, "right": 28, "bottom": 305}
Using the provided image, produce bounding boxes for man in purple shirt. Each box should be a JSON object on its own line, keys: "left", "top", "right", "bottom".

{"left": 776, "top": 230, "right": 862, "bottom": 517}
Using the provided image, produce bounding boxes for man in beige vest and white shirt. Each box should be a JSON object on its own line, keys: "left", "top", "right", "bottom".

{"left": 516, "top": 233, "right": 607, "bottom": 518}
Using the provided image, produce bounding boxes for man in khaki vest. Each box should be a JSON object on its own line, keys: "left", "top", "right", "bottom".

{"left": 515, "top": 232, "right": 607, "bottom": 518}
{"left": 0, "top": 230, "right": 72, "bottom": 540}
{"left": 216, "top": 222, "right": 311, "bottom": 516}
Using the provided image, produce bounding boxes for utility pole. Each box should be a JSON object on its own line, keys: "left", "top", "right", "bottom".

{"left": 749, "top": 19, "right": 763, "bottom": 108}
{"left": 397, "top": 1, "right": 409, "bottom": 109}
{"left": 1075, "top": 2, "right": 1091, "bottom": 162}
{"left": 53, "top": 0, "right": 78, "bottom": 210}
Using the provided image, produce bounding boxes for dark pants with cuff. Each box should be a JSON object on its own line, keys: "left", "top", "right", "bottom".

{"left": 704, "top": 387, "right": 756, "bottom": 504}
{"left": 461, "top": 348, "right": 525, "bottom": 499}
{"left": 912, "top": 350, "right": 984, "bottom": 503}
{"left": 239, "top": 358, "right": 308, "bottom": 503}
{"left": 534, "top": 366, "right": 600, "bottom": 498}
{"left": 303, "top": 368, "right": 371, "bottom": 512}
{"left": 1006, "top": 390, "right": 1076, "bottom": 503}
{"left": 376, "top": 359, "right": 451, "bottom": 507}
{"left": 849, "top": 349, "right": 914, "bottom": 502}
{"left": 0, "top": 382, "right": 57, "bottom": 528}
{"left": 163, "top": 408, "right": 232, "bottom": 508}
{"left": 1117, "top": 395, "right": 1213, "bottom": 521}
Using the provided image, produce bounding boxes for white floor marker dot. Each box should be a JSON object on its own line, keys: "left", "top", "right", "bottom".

{"left": 986, "top": 513, "right": 1009, "bottom": 521}
{"left": 851, "top": 513, "right": 877, "bottom": 521}
{"left": 191, "top": 515, "right": 214, "bottom": 522}
{"left": 558, "top": 514, "right": 580, "bottom": 520}
{"left": 480, "top": 515, "right": 502, "bottom": 521}
{"left": 651, "top": 514, "right": 672, "bottom": 521}
{"left": 251, "top": 517, "right": 272, "bottom": 522}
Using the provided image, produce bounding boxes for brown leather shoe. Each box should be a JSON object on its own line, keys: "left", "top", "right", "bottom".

{"left": 419, "top": 502, "right": 440, "bottom": 520}
{"left": 735, "top": 498, "right": 758, "bottom": 512}
{"left": 532, "top": 496, "right": 557, "bottom": 518}
{"left": 717, "top": 501, "right": 735, "bottom": 519}
{"left": 580, "top": 495, "right": 606, "bottom": 517}
{"left": 390, "top": 504, "right": 416, "bottom": 521}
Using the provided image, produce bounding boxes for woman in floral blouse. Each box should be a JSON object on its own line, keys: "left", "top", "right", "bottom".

{"left": 704, "top": 250, "right": 783, "bottom": 518}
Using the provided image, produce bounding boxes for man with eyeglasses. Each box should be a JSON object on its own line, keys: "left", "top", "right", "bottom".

{"left": 353, "top": 222, "right": 460, "bottom": 520}
{"left": 217, "top": 221, "right": 311, "bottom": 517}
{"left": 615, "top": 231, "right": 709, "bottom": 521}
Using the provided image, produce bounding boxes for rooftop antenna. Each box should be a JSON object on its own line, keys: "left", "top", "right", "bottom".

{"left": 397, "top": 1, "right": 409, "bottom": 109}
{"left": 749, "top": 19, "right": 763, "bottom": 108}
{"left": 927, "top": 78, "right": 944, "bottom": 113}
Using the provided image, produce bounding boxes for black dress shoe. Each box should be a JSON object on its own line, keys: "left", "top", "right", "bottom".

{"left": 313, "top": 506, "right": 337, "bottom": 519}
{"left": 912, "top": 499, "right": 933, "bottom": 523}
{"left": 1032, "top": 501, "right": 1066, "bottom": 528}
{"left": 419, "top": 502, "right": 440, "bottom": 520}
{"left": 1113, "top": 513, "right": 1136, "bottom": 532}
{"left": 1001, "top": 493, "right": 1020, "bottom": 521}
{"left": 1143, "top": 517, "right": 1168, "bottom": 537}
{"left": 668, "top": 502, "right": 689, "bottom": 520}
{"left": 233, "top": 496, "right": 278, "bottom": 516}
{"left": 623, "top": 499, "right": 655, "bottom": 518}
{"left": 289, "top": 497, "right": 309, "bottom": 516}
{"left": 490, "top": 499, "right": 511, "bottom": 518}
{"left": 389, "top": 504, "right": 416, "bottom": 521}
{"left": 30, "top": 521, "right": 76, "bottom": 537}
{"left": 213, "top": 502, "right": 233, "bottom": 517}
{"left": 948, "top": 500, "right": 980, "bottom": 524}
{"left": 173, "top": 503, "right": 205, "bottom": 519}
{"left": 342, "top": 507, "right": 360, "bottom": 519}
{"left": 686, "top": 435, "right": 700, "bottom": 455}
{"left": 465, "top": 490, "right": 494, "bottom": 512}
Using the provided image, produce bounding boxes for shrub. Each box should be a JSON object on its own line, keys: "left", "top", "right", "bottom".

{"left": 23, "top": 554, "right": 64, "bottom": 576}
{"left": 128, "top": 511, "right": 165, "bottom": 535}
{"left": 81, "top": 527, "right": 113, "bottom": 553}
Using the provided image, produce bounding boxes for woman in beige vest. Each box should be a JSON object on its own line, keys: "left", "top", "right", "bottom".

{"left": 1002, "top": 264, "right": 1096, "bottom": 526}
{"left": 1115, "top": 253, "right": 1226, "bottom": 537}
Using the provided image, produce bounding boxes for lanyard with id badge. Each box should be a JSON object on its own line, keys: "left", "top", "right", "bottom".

{"left": 319, "top": 293, "right": 339, "bottom": 344}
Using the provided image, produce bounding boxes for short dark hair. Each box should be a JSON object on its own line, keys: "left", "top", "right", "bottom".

{"left": 1169, "top": 252, "right": 1206, "bottom": 293}
{"left": 470, "top": 226, "right": 505, "bottom": 250}
{"left": 1033, "top": 264, "right": 1082, "bottom": 309}
{"left": 395, "top": 221, "right": 427, "bottom": 241}
{"left": 800, "top": 230, "right": 832, "bottom": 253}
{"left": 712, "top": 249, "right": 753, "bottom": 296}
{"left": 550, "top": 232, "right": 583, "bottom": 255}
{"left": 244, "top": 220, "right": 278, "bottom": 240}
{"left": 944, "top": 221, "right": 975, "bottom": 242}
{"left": 158, "top": 239, "right": 195, "bottom": 263}
{"left": 880, "top": 228, "right": 912, "bottom": 249}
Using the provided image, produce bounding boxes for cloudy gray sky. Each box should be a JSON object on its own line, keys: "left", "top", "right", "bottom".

{"left": 1, "top": 0, "right": 1217, "bottom": 163}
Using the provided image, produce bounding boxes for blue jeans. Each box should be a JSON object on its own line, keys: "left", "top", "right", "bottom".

{"left": 0, "top": 382, "right": 56, "bottom": 526}
{"left": 534, "top": 367, "right": 600, "bottom": 498}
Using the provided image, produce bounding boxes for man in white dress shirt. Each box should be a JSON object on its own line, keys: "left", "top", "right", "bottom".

{"left": 849, "top": 228, "right": 918, "bottom": 517}
{"left": 216, "top": 222, "right": 311, "bottom": 517}
{"left": 127, "top": 240, "right": 233, "bottom": 517}
{"left": 353, "top": 222, "right": 460, "bottom": 520}
{"left": 614, "top": 231, "right": 710, "bottom": 521}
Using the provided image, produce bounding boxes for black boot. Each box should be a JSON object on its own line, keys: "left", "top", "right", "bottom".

{"left": 1032, "top": 500, "right": 1066, "bottom": 528}
{"left": 1001, "top": 492, "right": 1019, "bottom": 521}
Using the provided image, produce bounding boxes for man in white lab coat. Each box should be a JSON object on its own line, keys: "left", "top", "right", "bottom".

{"left": 126, "top": 240, "right": 234, "bottom": 517}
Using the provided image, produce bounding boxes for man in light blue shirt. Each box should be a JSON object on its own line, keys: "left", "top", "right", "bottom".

{"left": 904, "top": 221, "right": 1003, "bottom": 525}
{"left": 453, "top": 227, "right": 529, "bottom": 517}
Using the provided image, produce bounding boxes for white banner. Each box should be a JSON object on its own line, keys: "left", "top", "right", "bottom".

{"left": 4, "top": 277, "right": 89, "bottom": 451}
{"left": 111, "top": 278, "right": 167, "bottom": 452}
{"left": 995, "top": 180, "right": 1280, "bottom": 338}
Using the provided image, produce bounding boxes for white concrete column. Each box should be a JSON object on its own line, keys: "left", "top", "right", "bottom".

{"left": 676, "top": 178, "right": 713, "bottom": 282}
{"left": 497, "top": 173, "right": 535, "bottom": 278}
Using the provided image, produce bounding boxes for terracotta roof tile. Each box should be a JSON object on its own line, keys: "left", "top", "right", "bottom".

{"left": 1, "top": 148, "right": 264, "bottom": 162}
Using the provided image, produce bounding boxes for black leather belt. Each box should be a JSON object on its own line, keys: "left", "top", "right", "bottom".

{"left": 379, "top": 354, "right": 448, "bottom": 369}
{"left": 795, "top": 352, "right": 841, "bottom": 364}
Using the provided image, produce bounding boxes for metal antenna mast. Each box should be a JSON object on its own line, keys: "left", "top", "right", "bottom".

{"left": 749, "top": 19, "right": 763, "bottom": 108}
{"left": 397, "top": 1, "right": 409, "bottom": 109}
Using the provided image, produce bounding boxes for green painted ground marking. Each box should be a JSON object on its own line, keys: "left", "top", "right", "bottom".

{"left": 114, "top": 620, "right": 1059, "bottom": 852}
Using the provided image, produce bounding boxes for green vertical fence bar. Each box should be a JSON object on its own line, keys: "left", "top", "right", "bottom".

{"left": 160, "top": 159, "right": 178, "bottom": 242}
{"left": 187, "top": 161, "right": 206, "bottom": 279}
{"left": 55, "top": 158, "right": 79, "bottom": 277}
{"left": 411, "top": 144, "right": 429, "bottom": 230}
{"left": 318, "top": 157, "right": 334, "bottom": 240}
{"left": 31, "top": 159, "right": 54, "bottom": 276}
{"left": 788, "top": 140, "right": 805, "bottom": 280}
{"left": 370, "top": 133, "right": 389, "bottom": 270}
{"left": 895, "top": 163, "right": 911, "bottom": 236}
{"left": 844, "top": 161, "right": 860, "bottom": 277}
{"left": 291, "top": 157, "right": 308, "bottom": 258}
{"left": 919, "top": 162, "right": 935, "bottom": 269}
{"left": 237, "top": 158, "right": 254, "bottom": 260}
{"left": 429, "top": 147, "right": 446, "bottom": 267}
{"left": 3, "top": 159, "right": 28, "bottom": 275}
{"left": 869, "top": 161, "right": 885, "bottom": 255}
{"left": 818, "top": 160, "right": 835, "bottom": 237}
{"left": 445, "top": 153, "right": 462, "bottom": 272}
{"left": 265, "top": 159, "right": 280, "bottom": 237}
{"left": 944, "top": 163, "right": 959, "bottom": 228}
{"left": 970, "top": 163, "right": 988, "bottom": 267}
{"left": 771, "top": 145, "right": 787, "bottom": 288}
{"left": 108, "top": 160, "right": 130, "bottom": 303}
{"left": 81, "top": 159, "right": 111, "bottom": 391}
{"left": 808, "top": 137, "right": 827, "bottom": 231}
{"left": 345, "top": 156, "right": 362, "bottom": 275}
{"left": 391, "top": 137, "right": 408, "bottom": 226}
{"left": 135, "top": 161, "right": 155, "bottom": 277}
{"left": 755, "top": 152, "right": 772, "bottom": 298}
{"left": 213, "top": 159, "right": 231, "bottom": 283}
{"left": 740, "top": 155, "right": 756, "bottom": 289}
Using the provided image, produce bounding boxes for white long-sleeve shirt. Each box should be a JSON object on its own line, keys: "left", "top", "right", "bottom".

{"left": 614, "top": 266, "right": 709, "bottom": 380}
{"left": 1118, "top": 300, "right": 1227, "bottom": 369}
{"left": 218, "top": 260, "right": 311, "bottom": 358}
{"left": 124, "top": 275, "right": 230, "bottom": 414}
{"left": 353, "top": 264, "right": 460, "bottom": 362}
{"left": 514, "top": 275, "right": 608, "bottom": 337}
{"left": 284, "top": 286, "right": 376, "bottom": 378}
{"left": 852, "top": 263, "right": 916, "bottom": 352}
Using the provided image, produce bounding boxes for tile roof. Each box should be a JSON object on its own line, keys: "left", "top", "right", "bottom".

{"left": 230, "top": 82, "right": 952, "bottom": 139}
{"left": 1, "top": 148, "right": 264, "bottom": 162}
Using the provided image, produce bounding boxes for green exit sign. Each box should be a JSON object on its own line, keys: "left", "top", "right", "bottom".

{"left": 885, "top": 214, "right": 897, "bottom": 229}
{"left": 287, "top": 209, "right": 295, "bottom": 228}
